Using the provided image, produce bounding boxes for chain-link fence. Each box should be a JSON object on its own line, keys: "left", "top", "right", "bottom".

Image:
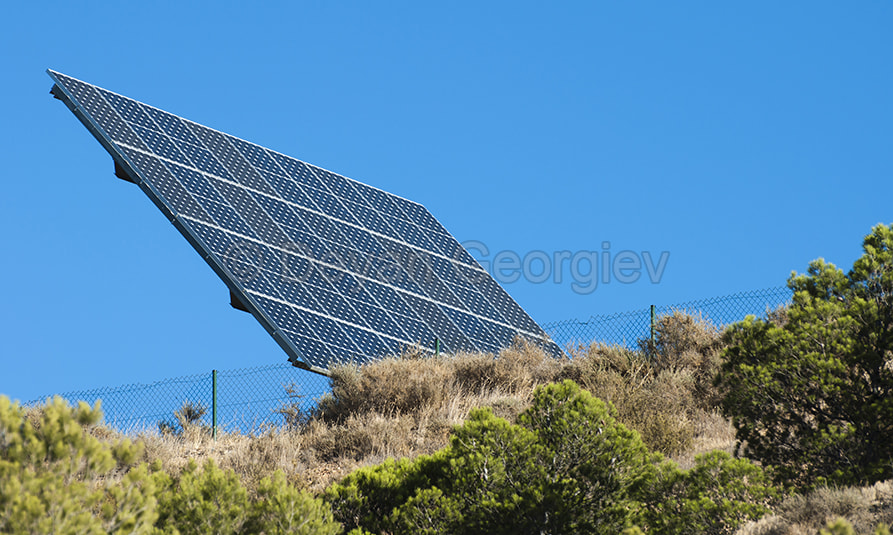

{"left": 28, "top": 286, "right": 794, "bottom": 434}
{"left": 26, "top": 362, "right": 329, "bottom": 435}
{"left": 541, "top": 286, "right": 793, "bottom": 350}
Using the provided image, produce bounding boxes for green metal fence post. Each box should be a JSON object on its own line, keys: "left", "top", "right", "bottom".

{"left": 434, "top": 338, "right": 441, "bottom": 357}
{"left": 650, "top": 305, "right": 656, "bottom": 349}
{"left": 212, "top": 369, "right": 218, "bottom": 440}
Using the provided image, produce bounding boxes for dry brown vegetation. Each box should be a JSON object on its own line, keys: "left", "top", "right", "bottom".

{"left": 737, "top": 481, "right": 893, "bottom": 534}
{"left": 131, "top": 312, "right": 735, "bottom": 493}
{"left": 67, "top": 311, "right": 891, "bottom": 532}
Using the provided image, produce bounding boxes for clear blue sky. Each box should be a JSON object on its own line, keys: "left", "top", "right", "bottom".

{"left": 2, "top": 2, "right": 891, "bottom": 403}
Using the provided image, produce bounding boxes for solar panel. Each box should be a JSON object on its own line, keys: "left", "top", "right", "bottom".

{"left": 48, "top": 69, "right": 563, "bottom": 373}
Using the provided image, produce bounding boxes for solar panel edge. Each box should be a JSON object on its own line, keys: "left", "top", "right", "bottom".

{"left": 47, "top": 72, "right": 494, "bottom": 288}
{"left": 47, "top": 69, "right": 329, "bottom": 375}
{"left": 47, "top": 69, "right": 427, "bottom": 219}
{"left": 48, "top": 69, "right": 565, "bottom": 367}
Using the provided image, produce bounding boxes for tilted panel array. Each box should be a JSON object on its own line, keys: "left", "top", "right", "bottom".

{"left": 48, "top": 69, "right": 562, "bottom": 373}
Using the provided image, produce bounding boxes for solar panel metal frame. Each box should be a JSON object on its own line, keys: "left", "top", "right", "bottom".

{"left": 47, "top": 69, "right": 562, "bottom": 374}
{"left": 47, "top": 71, "right": 319, "bottom": 372}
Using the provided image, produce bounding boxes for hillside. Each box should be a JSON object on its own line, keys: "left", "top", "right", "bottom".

{"left": 7, "top": 309, "right": 890, "bottom": 533}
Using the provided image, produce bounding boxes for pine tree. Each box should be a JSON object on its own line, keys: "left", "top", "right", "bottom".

{"left": 718, "top": 223, "right": 893, "bottom": 488}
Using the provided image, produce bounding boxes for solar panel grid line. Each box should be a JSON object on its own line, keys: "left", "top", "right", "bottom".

{"left": 78, "top": 77, "right": 536, "bottom": 360}
{"left": 110, "top": 140, "right": 520, "bottom": 348}
{"left": 48, "top": 69, "right": 564, "bottom": 371}
{"left": 245, "top": 290, "right": 400, "bottom": 350}
{"left": 94, "top": 76, "right": 438, "bottom": 243}
{"left": 179, "top": 212, "right": 546, "bottom": 342}
{"left": 169, "top": 201, "right": 439, "bottom": 358}
{"left": 115, "top": 140, "right": 491, "bottom": 281}
{"left": 50, "top": 74, "right": 329, "bottom": 372}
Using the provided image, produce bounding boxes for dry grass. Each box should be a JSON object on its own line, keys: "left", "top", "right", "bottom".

{"left": 555, "top": 312, "right": 731, "bottom": 457}
{"left": 129, "top": 316, "right": 737, "bottom": 492}
{"left": 134, "top": 340, "right": 563, "bottom": 492}
{"left": 735, "top": 480, "right": 893, "bottom": 535}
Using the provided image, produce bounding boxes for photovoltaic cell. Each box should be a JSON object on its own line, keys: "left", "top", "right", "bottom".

{"left": 48, "top": 69, "right": 563, "bottom": 373}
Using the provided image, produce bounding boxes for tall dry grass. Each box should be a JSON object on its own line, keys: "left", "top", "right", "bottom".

{"left": 132, "top": 314, "right": 737, "bottom": 492}
{"left": 136, "top": 340, "right": 565, "bottom": 492}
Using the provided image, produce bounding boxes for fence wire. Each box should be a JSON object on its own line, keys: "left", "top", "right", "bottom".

{"left": 28, "top": 286, "right": 793, "bottom": 434}
{"left": 26, "top": 363, "right": 329, "bottom": 434}
{"left": 541, "top": 286, "right": 793, "bottom": 350}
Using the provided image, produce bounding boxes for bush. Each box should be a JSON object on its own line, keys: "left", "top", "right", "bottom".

{"left": 645, "top": 311, "right": 725, "bottom": 408}
{"left": 559, "top": 342, "right": 699, "bottom": 455}
{"left": 152, "top": 459, "right": 252, "bottom": 534}
{"left": 641, "top": 450, "right": 780, "bottom": 534}
{"left": 153, "top": 459, "right": 340, "bottom": 535}
{"left": 158, "top": 400, "right": 208, "bottom": 436}
{"left": 0, "top": 396, "right": 156, "bottom": 535}
{"left": 315, "top": 342, "right": 562, "bottom": 425}
{"left": 718, "top": 223, "right": 893, "bottom": 489}
{"left": 326, "top": 380, "right": 779, "bottom": 534}
{"left": 315, "top": 356, "right": 452, "bottom": 422}
{"left": 0, "top": 396, "right": 339, "bottom": 535}
{"left": 738, "top": 480, "right": 893, "bottom": 535}
{"left": 252, "top": 471, "right": 341, "bottom": 535}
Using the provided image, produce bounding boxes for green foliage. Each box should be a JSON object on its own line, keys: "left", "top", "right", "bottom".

{"left": 0, "top": 396, "right": 339, "bottom": 535}
{"left": 325, "top": 454, "right": 446, "bottom": 532}
{"left": 253, "top": 471, "right": 341, "bottom": 535}
{"left": 152, "top": 459, "right": 251, "bottom": 534}
{"left": 718, "top": 223, "right": 893, "bottom": 489}
{"left": 0, "top": 395, "right": 156, "bottom": 535}
{"left": 153, "top": 460, "right": 339, "bottom": 535}
{"left": 641, "top": 450, "right": 781, "bottom": 534}
{"left": 822, "top": 518, "right": 859, "bottom": 535}
{"left": 326, "top": 380, "right": 779, "bottom": 534}
{"left": 516, "top": 380, "right": 657, "bottom": 532}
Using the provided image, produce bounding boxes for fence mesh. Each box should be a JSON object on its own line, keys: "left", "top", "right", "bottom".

{"left": 27, "top": 286, "right": 794, "bottom": 434}
{"left": 27, "top": 363, "right": 329, "bottom": 434}
{"left": 541, "top": 286, "right": 793, "bottom": 350}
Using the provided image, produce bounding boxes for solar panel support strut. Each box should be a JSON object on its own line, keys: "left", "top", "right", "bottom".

{"left": 229, "top": 290, "right": 250, "bottom": 313}
{"left": 114, "top": 160, "right": 139, "bottom": 184}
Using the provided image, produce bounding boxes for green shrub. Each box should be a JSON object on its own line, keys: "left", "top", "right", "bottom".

{"left": 153, "top": 459, "right": 339, "bottom": 535}
{"left": 325, "top": 455, "right": 444, "bottom": 533}
{"left": 641, "top": 450, "right": 781, "bottom": 534}
{"left": 718, "top": 223, "right": 893, "bottom": 489}
{"left": 152, "top": 459, "right": 251, "bottom": 534}
{"left": 0, "top": 396, "right": 156, "bottom": 535}
{"left": 253, "top": 471, "right": 341, "bottom": 535}
{"left": 326, "top": 380, "right": 779, "bottom": 534}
